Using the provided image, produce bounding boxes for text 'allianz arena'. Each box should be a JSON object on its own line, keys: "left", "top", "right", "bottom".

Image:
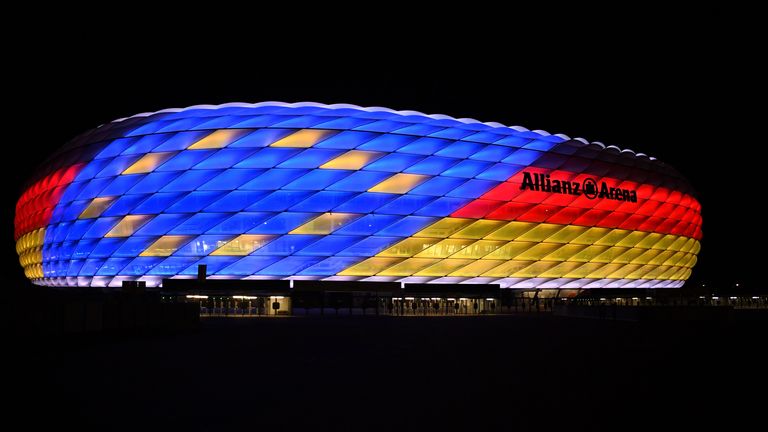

{"left": 14, "top": 102, "right": 701, "bottom": 289}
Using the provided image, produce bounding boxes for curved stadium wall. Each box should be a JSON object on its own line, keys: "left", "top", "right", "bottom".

{"left": 14, "top": 102, "right": 701, "bottom": 289}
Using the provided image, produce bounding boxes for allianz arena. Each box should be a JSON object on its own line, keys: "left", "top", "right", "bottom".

{"left": 14, "top": 102, "right": 701, "bottom": 289}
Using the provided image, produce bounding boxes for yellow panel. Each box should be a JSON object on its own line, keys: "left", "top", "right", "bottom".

{"left": 592, "top": 246, "right": 630, "bottom": 263}
{"left": 140, "top": 235, "right": 194, "bottom": 257}
{"left": 414, "top": 259, "right": 475, "bottom": 276}
{"left": 122, "top": 152, "right": 176, "bottom": 174}
{"left": 543, "top": 225, "right": 587, "bottom": 244}
{"left": 270, "top": 129, "right": 337, "bottom": 148}
{"left": 484, "top": 221, "right": 537, "bottom": 241}
{"left": 689, "top": 240, "right": 701, "bottom": 254}
{"left": 516, "top": 224, "right": 564, "bottom": 242}
{"left": 682, "top": 254, "right": 698, "bottom": 268}
{"left": 79, "top": 197, "right": 116, "bottom": 219}
{"left": 636, "top": 233, "right": 664, "bottom": 249}
{"left": 611, "top": 248, "right": 645, "bottom": 264}
{"left": 480, "top": 260, "right": 532, "bottom": 277}
{"left": 368, "top": 173, "right": 429, "bottom": 194}
{"left": 606, "top": 264, "right": 642, "bottom": 279}
{"left": 450, "top": 259, "right": 505, "bottom": 277}
{"left": 542, "top": 244, "right": 588, "bottom": 262}
{"left": 290, "top": 213, "right": 360, "bottom": 235}
{"left": 668, "top": 236, "right": 688, "bottom": 252}
{"left": 630, "top": 249, "right": 662, "bottom": 265}
{"left": 615, "top": 231, "right": 648, "bottom": 248}
{"left": 319, "top": 150, "right": 384, "bottom": 170}
{"left": 377, "top": 258, "right": 440, "bottom": 276}
{"left": 450, "top": 219, "right": 507, "bottom": 239}
{"left": 661, "top": 251, "right": 686, "bottom": 267}
{"left": 484, "top": 241, "right": 536, "bottom": 260}
{"left": 625, "top": 265, "right": 656, "bottom": 279}
{"left": 511, "top": 261, "right": 561, "bottom": 278}
{"left": 338, "top": 257, "right": 404, "bottom": 276}
{"left": 594, "top": 229, "right": 631, "bottom": 246}
{"left": 105, "top": 215, "right": 153, "bottom": 238}
{"left": 515, "top": 243, "right": 563, "bottom": 261}
{"left": 570, "top": 227, "right": 611, "bottom": 245}
{"left": 415, "top": 238, "right": 476, "bottom": 258}
{"left": 210, "top": 235, "right": 275, "bottom": 256}
{"left": 415, "top": 218, "right": 474, "bottom": 238}
{"left": 378, "top": 238, "right": 440, "bottom": 257}
{"left": 539, "top": 261, "right": 586, "bottom": 278}
{"left": 571, "top": 245, "right": 609, "bottom": 262}
{"left": 649, "top": 250, "right": 675, "bottom": 265}
{"left": 657, "top": 266, "right": 679, "bottom": 280}
{"left": 448, "top": 240, "right": 507, "bottom": 259}
{"left": 651, "top": 234, "right": 678, "bottom": 250}
{"left": 642, "top": 265, "right": 668, "bottom": 279}
{"left": 584, "top": 263, "right": 624, "bottom": 279}
{"left": 563, "top": 262, "right": 606, "bottom": 278}
{"left": 189, "top": 129, "right": 251, "bottom": 149}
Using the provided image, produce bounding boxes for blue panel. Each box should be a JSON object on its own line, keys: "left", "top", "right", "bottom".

{"left": 95, "top": 155, "right": 141, "bottom": 178}
{"left": 95, "top": 138, "right": 138, "bottom": 159}
{"left": 441, "top": 160, "right": 493, "bottom": 178}
{"left": 156, "top": 118, "right": 210, "bottom": 134}
{"left": 434, "top": 141, "right": 485, "bottom": 159}
{"left": 127, "top": 120, "right": 172, "bottom": 136}
{"left": 469, "top": 145, "right": 515, "bottom": 162}
{"left": 58, "top": 241, "right": 75, "bottom": 260}
{"left": 409, "top": 177, "right": 467, "bottom": 196}
{"left": 276, "top": 149, "right": 344, "bottom": 169}
{"left": 403, "top": 156, "right": 459, "bottom": 175}
{"left": 154, "top": 131, "right": 212, "bottom": 151}
{"left": 72, "top": 238, "right": 98, "bottom": 259}
{"left": 290, "top": 191, "right": 357, "bottom": 212}
{"left": 271, "top": 116, "right": 329, "bottom": 128}
{"left": 295, "top": 235, "right": 364, "bottom": 256}
{"left": 376, "top": 216, "right": 437, "bottom": 236}
{"left": 127, "top": 172, "right": 183, "bottom": 194}
{"left": 160, "top": 170, "right": 221, "bottom": 192}
{"left": 334, "top": 214, "right": 402, "bottom": 236}
{"left": 298, "top": 256, "right": 364, "bottom": 276}
{"left": 66, "top": 260, "right": 84, "bottom": 277}
{"left": 283, "top": 169, "right": 351, "bottom": 190}
{"left": 463, "top": 131, "right": 503, "bottom": 144}
{"left": 333, "top": 192, "right": 397, "bottom": 213}
{"left": 374, "top": 194, "right": 436, "bottom": 215}
{"left": 255, "top": 256, "right": 322, "bottom": 276}
{"left": 326, "top": 171, "right": 391, "bottom": 192}
{"left": 121, "top": 134, "right": 172, "bottom": 155}
{"left": 363, "top": 153, "right": 424, "bottom": 172}
{"left": 61, "top": 200, "right": 90, "bottom": 222}
{"left": 354, "top": 120, "right": 409, "bottom": 133}
{"left": 313, "top": 124, "right": 376, "bottom": 140}
{"left": 239, "top": 168, "right": 308, "bottom": 190}
{"left": 501, "top": 149, "right": 542, "bottom": 166}
{"left": 475, "top": 163, "right": 524, "bottom": 181}
{"left": 217, "top": 256, "right": 283, "bottom": 276}
{"left": 102, "top": 194, "right": 150, "bottom": 217}
{"left": 199, "top": 169, "right": 265, "bottom": 190}
{"left": 76, "top": 178, "right": 113, "bottom": 200}
{"left": 131, "top": 192, "right": 185, "bottom": 214}
{"left": 89, "top": 238, "right": 126, "bottom": 258}
{"left": 168, "top": 213, "right": 230, "bottom": 235}
{"left": 337, "top": 236, "right": 402, "bottom": 257}
{"left": 78, "top": 259, "right": 104, "bottom": 276}
{"left": 120, "top": 257, "right": 164, "bottom": 276}
{"left": 66, "top": 219, "right": 96, "bottom": 240}
{"left": 356, "top": 134, "right": 416, "bottom": 152}
{"left": 74, "top": 159, "right": 111, "bottom": 181}
{"left": 251, "top": 235, "right": 321, "bottom": 256}
{"left": 100, "top": 174, "right": 145, "bottom": 196}
{"left": 193, "top": 149, "right": 257, "bottom": 169}
{"left": 245, "top": 190, "right": 313, "bottom": 212}
{"left": 59, "top": 181, "right": 88, "bottom": 204}
{"left": 96, "top": 257, "right": 132, "bottom": 275}
{"left": 204, "top": 190, "right": 271, "bottom": 212}
{"left": 148, "top": 256, "right": 199, "bottom": 276}
{"left": 446, "top": 179, "right": 499, "bottom": 198}
{"left": 228, "top": 129, "right": 293, "bottom": 148}
{"left": 413, "top": 197, "right": 472, "bottom": 217}
{"left": 494, "top": 135, "right": 531, "bottom": 148}
{"left": 392, "top": 123, "right": 445, "bottom": 135}
{"left": 180, "top": 256, "right": 241, "bottom": 275}
{"left": 190, "top": 115, "right": 244, "bottom": 129}
{"left": 428, "top": 128, "right": 475, "bottom": 140}
{"left": 49, "top": 205, "right": 66, "bottom": 224}
{"left": 135, "top": 214, "right": 192, "bottom": 236}
{"left": 156, "top": 150, "right": 216, "bottom": 171}
{"left": 397, "top": 137, "right": 451, "bottom": 155}
{"left": 52, "top": 223, "right": 71, "bottom": 242}
{"left": 207, "top": 212, "right": 275, "bottom": 234}
{"left": 164, "top": 191, "right": 226, "bottom": 213}
{"left": 173, "top": 235, "right": 234, "bottom": 256}
{"left": 228, "top": 114, "right": 288, "bottom": 128}
{"left": 234, "top": 148, "right": 302, "bottom": 168}
{"left": 247, "top": 212, "right": 316, "bottom": 234}
{"left": 114, "top": 236, "right": 158, "bottom": 257}
{"left": 83, "top": 217, "right": 126, "bottom": 239}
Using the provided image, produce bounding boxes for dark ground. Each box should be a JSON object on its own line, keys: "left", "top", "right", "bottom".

{"left": 8, "top": 315, "right": 766, "bottom": 431}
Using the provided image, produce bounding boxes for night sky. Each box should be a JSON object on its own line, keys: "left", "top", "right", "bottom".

{"left": 5, "top": 50, "right": 760, "bottom": 290}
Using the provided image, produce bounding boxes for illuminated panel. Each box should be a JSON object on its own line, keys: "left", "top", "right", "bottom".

{"left": 320, "top": 150, "right": 384, "bottom": 170}
{"left": 105, "top": 215, "right": 153, "bottom": 238}
{"left": 122, "top": 152, "right": 177, "bottom": 174}
{"left": 79, "top": 197, "right": 116, "bottom": 219}
{"left": 188, "top": 129, "right": 251, "bottom": 149}
{"left": 210, "top": 234, "right": 275, "bottom": 255}
{"left": 368, "top": 173, "right": 429, "bottom": 194}
{"left": 290, "top": 213, "right": 361, "bottom": 235}
{"left": 270, "top": 129, "right": 337, "bottom": 148}
{"left": 140, "top": 235, "right": 194, "bottom": 256}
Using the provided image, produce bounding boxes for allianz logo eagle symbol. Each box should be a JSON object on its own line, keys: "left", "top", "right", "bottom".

{"left": 519, "top": 171, "right": 638, "bottom": 203}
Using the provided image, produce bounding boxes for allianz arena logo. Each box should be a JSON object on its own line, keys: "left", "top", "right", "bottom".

{"left": 520, "top": 172, "right": 638, "bottom": 203}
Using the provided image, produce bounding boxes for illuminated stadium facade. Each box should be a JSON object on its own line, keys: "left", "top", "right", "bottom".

{"left": 15, "top": 102, "right": 701, "bottom": 290}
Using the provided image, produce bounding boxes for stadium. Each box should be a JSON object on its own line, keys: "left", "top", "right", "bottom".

{"left": 14, "top": 102, "right": 701, "bottom": 309}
